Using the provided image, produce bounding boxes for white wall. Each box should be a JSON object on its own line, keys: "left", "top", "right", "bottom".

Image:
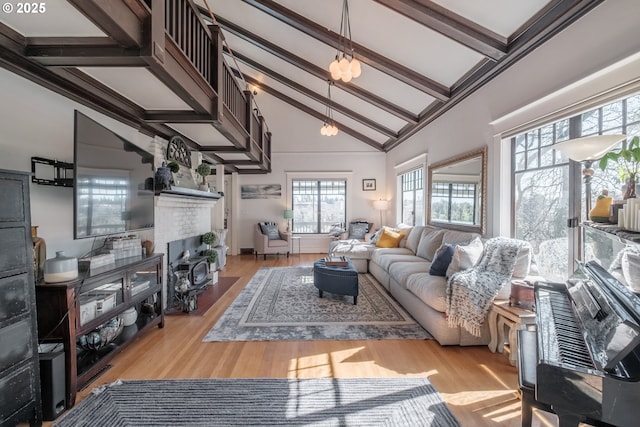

{"left": 384, "top": 0, "right": 640, "bottom": 236}
{"left": 237, "top": 150, "right": 386, "bottom": 252}
{"left": 0, "top": 68, "right": 154, "bottom": 259}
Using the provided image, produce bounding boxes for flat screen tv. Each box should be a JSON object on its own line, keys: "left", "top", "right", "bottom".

{"left": 74, "top": 111, "right": 155, "bottom": 239}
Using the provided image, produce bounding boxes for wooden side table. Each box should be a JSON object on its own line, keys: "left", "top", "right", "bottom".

{"left": 488, "top": 300, "right": 536, "bottom": 366}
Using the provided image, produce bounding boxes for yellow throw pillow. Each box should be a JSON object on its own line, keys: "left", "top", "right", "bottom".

{"left": 376, "top": 228, "right": 404, "bottom": 248}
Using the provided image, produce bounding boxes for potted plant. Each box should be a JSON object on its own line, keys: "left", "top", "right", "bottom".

{"left": 599, "top": 136, "right": 640, "bottom": 199}
{"left": 202, "top": 231, "right": 217, "bottom": 247}
{"left": 195, "top": 162, "right": 211, "bottom": 191}
{"left": 167, "top": 161, "right": 180, "bottom": 173}
{"left": 203, "top": 248, "right": 218, "bottom": 272}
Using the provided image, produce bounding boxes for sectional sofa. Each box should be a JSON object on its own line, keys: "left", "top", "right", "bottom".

{"left": 329, "top": 225, "right": 534, "bottom": 345}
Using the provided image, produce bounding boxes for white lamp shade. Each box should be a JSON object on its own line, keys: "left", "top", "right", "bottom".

{"left": 553, "top": 134, "right": 626, "bottom": 162}
{"left": 373, "top": 199, "right": 389, "bottom": 210}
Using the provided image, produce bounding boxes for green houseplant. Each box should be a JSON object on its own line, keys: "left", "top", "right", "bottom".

{"left": 167, "top": 161, "right": 180, "bottom": 173}
{"left": 195, "top": 162, "right": 211, "bottom": 185}
{"left": 202, "top": 231, "right": 217, "bottom": 247}
{"left": 599, "top": 135, "right": 640, "bottom": 199}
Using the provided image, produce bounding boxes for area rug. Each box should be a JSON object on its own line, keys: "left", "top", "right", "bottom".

{"left": 167, "top": 276, "right": 239, "bottom": 316}
{"left": 203, "top": 266, "right": 431, "bottom": 341}
{"left": 53, "top": 378, "right": 460, "bottom": 426}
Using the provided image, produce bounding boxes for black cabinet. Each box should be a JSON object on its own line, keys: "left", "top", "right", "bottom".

{"left": 0, "top": 170, "right": 42, "bottom": 427}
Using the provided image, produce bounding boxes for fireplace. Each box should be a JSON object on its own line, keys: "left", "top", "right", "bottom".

{"left": 167, "top": 236, "right": 212, "bottom": 312}
{"left": 177, "top": 256, "right": 209, "bottom": 288}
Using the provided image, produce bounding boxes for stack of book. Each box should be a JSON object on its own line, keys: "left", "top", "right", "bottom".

{"left": 324, "top": 256, "right": 348, "bottom": 266}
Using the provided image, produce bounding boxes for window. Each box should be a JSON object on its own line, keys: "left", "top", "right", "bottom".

{"left": 291, "top": 180, "right": 346, "bottom": 233}
{"left": 400, "top": 168, "right": 424, "bottom": 226}
{"left": 512, "top": 92, "right": 640, "bottom": 281}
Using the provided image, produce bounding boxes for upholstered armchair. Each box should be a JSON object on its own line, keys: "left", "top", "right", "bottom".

{"left": 254, "top": 223, "right": 291, "bottom": 259}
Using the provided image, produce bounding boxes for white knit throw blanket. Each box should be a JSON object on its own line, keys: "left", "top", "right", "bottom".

{"left": 446, "top": 237, "right": 526, "bottom": 337}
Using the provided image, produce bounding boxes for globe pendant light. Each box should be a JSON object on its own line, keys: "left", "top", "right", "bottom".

{"left": 328, "top": 0, "right": 361, "bottom": 82}
{"left": 320, "top": 80, "right": 338, "bottom": 137}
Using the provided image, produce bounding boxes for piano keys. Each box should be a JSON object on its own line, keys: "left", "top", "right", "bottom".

{"left": 520, "top": 260, "right": 640, "bottom": 427}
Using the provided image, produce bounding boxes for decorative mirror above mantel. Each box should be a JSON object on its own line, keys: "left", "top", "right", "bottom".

{"left": 427, "top": 146, "right": 487, "bottom": 235}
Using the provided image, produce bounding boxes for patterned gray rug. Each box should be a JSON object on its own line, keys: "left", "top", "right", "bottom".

{"left": 203, "top": 266, "right": 431, "bottom": 341}
{"left": 54, "top": 378, "right": 460, "bottom": 426}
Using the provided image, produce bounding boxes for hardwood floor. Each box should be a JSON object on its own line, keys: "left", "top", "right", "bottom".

{"left": 70, "top": 254, "right": 557, "bottom": 426}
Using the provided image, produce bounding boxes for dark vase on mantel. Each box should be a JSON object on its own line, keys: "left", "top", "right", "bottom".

{"left": 624, "top": 174, "right": 637, "bottom": 199}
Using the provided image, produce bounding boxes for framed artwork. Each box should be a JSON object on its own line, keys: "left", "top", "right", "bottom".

{"left": 362, "top": 179, "right": 376, "bottom": 191}
{"left": 241, "top": 184, "right": 282, "bottom": 199}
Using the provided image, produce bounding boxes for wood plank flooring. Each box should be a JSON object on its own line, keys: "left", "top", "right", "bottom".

{"left": 69, "top": 254, "right": 557, "bottom": 426}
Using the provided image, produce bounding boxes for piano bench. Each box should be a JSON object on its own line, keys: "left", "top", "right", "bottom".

{"left": 517, "top": 330, "right": 555, "bottom": 427}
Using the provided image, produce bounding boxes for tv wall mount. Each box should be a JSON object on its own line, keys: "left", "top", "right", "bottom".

{"left": 31, "top": 156, "right": 73, "bottom": 187}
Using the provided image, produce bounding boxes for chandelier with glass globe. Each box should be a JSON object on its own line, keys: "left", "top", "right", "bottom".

{"left": 328, "top": 0, "right": 361, "bottom": 83}
{"left": 321, "top": 80, "right": 338, "bottom": 136}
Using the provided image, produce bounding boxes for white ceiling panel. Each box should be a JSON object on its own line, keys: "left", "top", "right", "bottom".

{"left": 80, "top": 68, "right": 192, "bottom": 110}
{"left": 432, "top": 0, "right": 553, "bottom": 38}
{"left": 0, "top": 2, "right": 105, "bottom": 37}
{"left": 168, "top": 124, "right": 231, "bottom": 146}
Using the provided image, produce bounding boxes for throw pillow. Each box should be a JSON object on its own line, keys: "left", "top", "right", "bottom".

{"left": 369, "top": 228, "right": 383, "bottom": 244}
{"left": 415, "top": 228, "right": 445, "bottom": 261}
{"left": 512, "top": 243, "right": 533, "bottom": 278}
{"left": 429, "top": 244, "right": 455, "bottom": 276}
{"left": 261, "top": 223, "right": 280, "bottom": 240}
{"left": 375, "top": 228, "right": 404, "bottom": 248}
{"left": 446, "top": 237, "right": 484, "bottom": 278}
{"left": 348, "top": 222, "right": 369, "bottom": 240}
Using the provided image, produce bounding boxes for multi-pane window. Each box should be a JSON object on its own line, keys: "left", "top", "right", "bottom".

{"left": 431, "top": 182, "right": 477, "bottom": 225}
{"left": 291, "top": 180, "right": 346, "bottom": 233}
{"left": 512, "top": 92, "right": 640, "bottom": 281}
{"left": 400, "top": 168, "right": 424, "bottom": 226}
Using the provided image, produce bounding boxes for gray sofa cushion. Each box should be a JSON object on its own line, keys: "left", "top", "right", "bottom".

{"left": 373, "top": 253, "right": 424, "bottom": 272}
{"left": 405, "top": 225, "right": 425, "bottom": 254}
{"left": 370, "top": 247, "right": 413, "bottom": 263}
{"left": 389, "top": 261, "right": 431, "bottom": 289}
{"left": 441, "top": 229, "right": 480, "bottom": 246}
{"left": 415, "top": 228, "right": 445, "bottom": 261}
{"left": 406, "top": 272, "right": 448, "bottom": 312}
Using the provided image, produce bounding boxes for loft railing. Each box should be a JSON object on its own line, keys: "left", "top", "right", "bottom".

{"left": 164, "top": 0, "right": 213, "bottom": 86}
{"left": 222, "top": 61, "right": 246, "bottom": 127}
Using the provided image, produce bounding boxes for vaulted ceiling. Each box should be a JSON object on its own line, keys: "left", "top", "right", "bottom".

{"left": 0, "top": 0, "right": 603, "bottom": 170}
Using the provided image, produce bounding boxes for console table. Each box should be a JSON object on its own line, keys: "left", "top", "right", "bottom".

{"left": 488, "top": 300, "right": 536, "bottom": 366}
{"left": 36, "top": 254, "right": 164, "bottom": 408}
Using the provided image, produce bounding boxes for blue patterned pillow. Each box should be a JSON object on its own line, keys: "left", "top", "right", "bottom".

{"left": 260, "top": 222, "right": 280, "bottom": 240}
{"left": 429, "top": 244, "right": 456, "bottom": 276}
{"left": 348, "top": 222, "right": 369, "bottom": 240}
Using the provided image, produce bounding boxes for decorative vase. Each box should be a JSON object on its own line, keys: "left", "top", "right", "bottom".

{"left": 155, "top": 161, "right": 173, "bottom": 190}
{"left": 623, "top": 175, "right": 637, "bottom": 199}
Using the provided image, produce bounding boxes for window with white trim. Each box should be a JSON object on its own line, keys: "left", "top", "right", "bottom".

{"left": 291, "top": 180, "right": 346, "bottom": 233}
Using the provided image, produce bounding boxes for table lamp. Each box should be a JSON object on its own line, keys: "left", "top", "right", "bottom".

{"left": 553, "top": 134, "right": 626, "bottom": 215}
{"left": 283, "top": 209, "right": 293, "bottom": 232}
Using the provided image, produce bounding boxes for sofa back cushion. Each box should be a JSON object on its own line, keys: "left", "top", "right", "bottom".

{"left": 405, "top": 225, "right": 425, "bottom": 254}
{"left": 441, "top": 229, "right": 480, "bottom": 246}
{"left": 512, "top": 242, "right": 533, "bottom": 278}
{"left": 415, "top": 228, "right": 445, "bottom": 261}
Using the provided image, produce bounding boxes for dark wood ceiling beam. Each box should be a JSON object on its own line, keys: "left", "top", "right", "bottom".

{"left": 199, "top": 146, "right": 248, "bottom": 153}
{"left": 144, "top": 111, "right": 213, "bottom": 123}
{"left": 373, "top": 0, "right": 507, "bottom": 60}
{"left": 227, "top": 49, "right": 398, "bottom": 139}
{"left": 384, "top": 0, "right": 604, "bottom": 152}
{"left": 242, "top": 0, "right": 450, "bottom": 100}
{"left": 26, "top": 45, "right": 145, "bottom": 66}
{"left": 67, "top": 0, "right": 147, "bottom": 47}
{"left": 243, "top": 75, "right": 383, "bottom": 151}
{"left": 208, "top": 12, "right": 418, "bottom": 125}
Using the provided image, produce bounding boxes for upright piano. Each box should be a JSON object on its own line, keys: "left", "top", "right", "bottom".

{"left": 520, "top": 260, "right": 640, "bottom": 427}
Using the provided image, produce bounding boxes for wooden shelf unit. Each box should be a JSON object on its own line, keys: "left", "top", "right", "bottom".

{"left": 35, "top": 254, "right": 164, "bottom": 408}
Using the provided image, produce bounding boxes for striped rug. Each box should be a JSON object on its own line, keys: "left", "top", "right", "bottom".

{"left": 54, "top": 378, "right": 460, "bottom": 426}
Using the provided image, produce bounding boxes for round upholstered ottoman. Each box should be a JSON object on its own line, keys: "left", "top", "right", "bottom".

{"left": 313, "top": 257, "right": 359, "bottom": 305}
